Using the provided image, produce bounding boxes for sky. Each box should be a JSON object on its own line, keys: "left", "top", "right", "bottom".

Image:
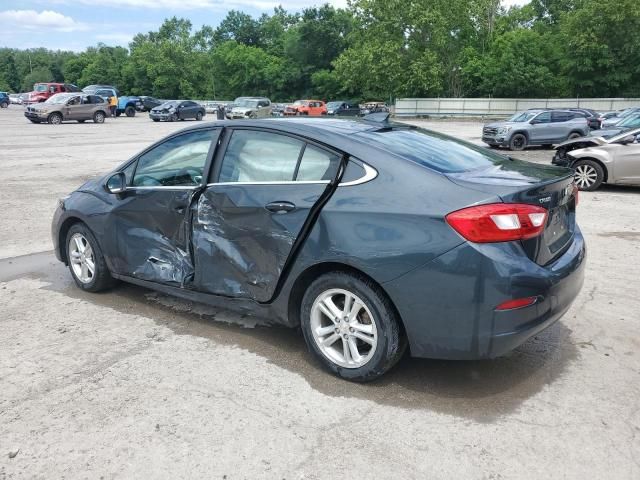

{"left": 0, "top": 0, "right": 530, "bottom": 52}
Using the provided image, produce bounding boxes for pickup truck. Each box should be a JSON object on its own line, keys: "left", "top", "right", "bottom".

{"left": 25, "top": 83, "right": 80, "bottom": 104}
{"left": 84, "top": 86, "right": 141, "bottom": 116}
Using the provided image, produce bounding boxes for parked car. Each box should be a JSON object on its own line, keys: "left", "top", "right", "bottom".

{"left": 566, "top": 108, "right": 600, "bottom": 130}
{"left": 140, "top": 96, "right": 163, "bottom": 112}
{"left": 51, "top": 116, "right": 584, "bottom": 381}
{"left": 326, "top": 101, "right": 361, "bottom": 117}
{"left": 361, "top": 102, "right": 389, "bottom": 115}
{"left": 271, "top": 103, "right": 287, "bottom": 117}
{"left": 82, "top": 84, "right": 121, "bottom": 96}
{"left": 149, "top": 100, "right": 205, "bottom": 122}
{"left": 25, "top": 82, "right": 80, "bottom": 104}
{"left": 9, "top": 93, "right": 23, "bottom": 105}
{"left": 19, "top": 93, "right": 29, "bottom": 104}
{"left": 597, "top": 111, "right": 621, "bottom": 128}
{"left": 553, "top": 128, "right": 640, "bottom": 191}
{"left": 591, "top": 113, "right": 640, "bottom": 139}
{"left": 482, "top": 109, "right": 590, "bottom": 151}
{"left": 228, "top": 97, "right": 272, "bottom": 119}
{"left": 601, "top": 107, "right": 640, "bottom": 128}
{"left": 0, "top": 92, "right": 9, "bottom": 108}
{"left": 24, "top": 93, "right": 108, "bottom": 124}
{"left": 284, "top": 100, "right": 327, "bottom": 116}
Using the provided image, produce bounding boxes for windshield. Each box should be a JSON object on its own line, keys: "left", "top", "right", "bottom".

{"left": 356, "top": 126, "right": 509, "bottom": 173}
{"left": 34, "top": 84, "right": 48, "bottom": 92}
{"left": 618, "top": 114, "right": 640, "bottom": 127}
{"left": 293, "top": 100, "right": 308, "bottom": 106}
{"left": 45, "top": 94, "right": 72, "bottom": 104}
{"left": 609, "top": 128, "right": 640, "bottom": 143}
{"left": 236, "top": 99, "right": 259, "bottom": 108}
{"left": 327, "top": 102, "right": 342, "bottom": 108}
{"left": 160, "top": 101, "right": 179, "bottom": 108}
{"left": 508, "top": 111, "right": 538, "bottom": 122}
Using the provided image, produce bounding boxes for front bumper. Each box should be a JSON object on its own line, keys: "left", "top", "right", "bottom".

{"left": 149, "top": 112, "right": 174, "bottom": 121}
{"left": 482, "top": 135, "right": 508, "bottom": 146}
{"left": 383, "top": 228, "right": 586, "bottom": 359}
{"left": 24, "top": 111, "right": 47, "bottom": 120}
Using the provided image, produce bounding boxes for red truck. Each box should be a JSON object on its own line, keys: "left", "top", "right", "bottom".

{"left": 25, "top": 82, "right": 81, "bottom": 104}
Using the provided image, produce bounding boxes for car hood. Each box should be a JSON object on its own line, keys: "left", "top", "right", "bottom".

{"left": 557, "top": 135, "right": 607, "bottom": 148}
{"left": 483, "top": 121, "right": 521, "bottom": 129}
{"left": 591, "top": 128, "right": 621, "bottom": 139}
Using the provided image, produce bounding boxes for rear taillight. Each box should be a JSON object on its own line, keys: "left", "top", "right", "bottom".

{"left": 445, "top": 203, "right": 548, "bottom": 243}
{"left": 495, "top": 296, "right": 538, "bottom": 311}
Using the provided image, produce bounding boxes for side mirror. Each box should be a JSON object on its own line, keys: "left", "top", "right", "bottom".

{"left": 529, "top": 119, "right": 539, "bottom": 125}
{"left": 105, "top": 172, "right": 126, "bottom": 194}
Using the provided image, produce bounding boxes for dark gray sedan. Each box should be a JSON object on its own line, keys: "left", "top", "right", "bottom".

{"left": 149, "top": 100, "right": 205, "bottom": 122}
{"left": 52, "top": 116, "right": 585, "bottom": 381}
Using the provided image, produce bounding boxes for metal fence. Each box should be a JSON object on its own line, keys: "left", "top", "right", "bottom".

{"left": 395, "top": 98, "right": 640, "bottom": 117}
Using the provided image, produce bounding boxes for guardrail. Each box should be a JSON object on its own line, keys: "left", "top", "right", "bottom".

{"left": 395, "top": 98, "right": 640, "bottom": 117}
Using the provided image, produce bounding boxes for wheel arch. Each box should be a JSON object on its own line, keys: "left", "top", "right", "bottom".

{"left": 57, "top": 216, "right": 86, "bottom": 264}
{"left": 287, "top": 261, "right": 406, "bottom": 335}
{"left": 510, "top": 130, "right": 529, "bottom": 140}
{"left": 571, "top": 156, "right": 609, "bottom": 182}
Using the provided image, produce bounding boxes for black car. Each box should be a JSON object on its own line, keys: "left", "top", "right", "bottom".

{"left": 140, "top": 96, "right": 163, "bottom": 112}
{"left": 52, "top": 115, "right": 584, "bottom": 381}
{"left": 326, "top": 101, "right": 361, "bottom": 117}
{"left": 567, "top": 108, "right": 601, "bottom": 130}
{"left": 149, "top": 100, "right": 205, "bottom": 122}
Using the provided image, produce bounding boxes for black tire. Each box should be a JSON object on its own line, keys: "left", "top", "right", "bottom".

{"left": 65, "top": 223, "right": 117, "bottom": 292}
{"left": 125, "top": 106, "right": 135, "bottom": 117}
{"left": 300, "top": 271, "right": 407, "bottom": 382}
{"left": 116, "top": 111, "right": 121, "bottom": 117}
{"left": 509, "top": 133, "right": 527, "bottom": 151}
{"left": 0, "top": 101, "right": 8, "bottom": 109}
{"left": 573, "top": 159, "right": 604, "bottom": 191}
{"left": 93, "top": 111, "right": 105, "bottom": 124}
{"left": 196, "top": 111, "right": 203, "bottom": 121}
{"left": 48, "top": 112, "right": 63, "bottom": 125}
{"left": 568, "top": 132, "right": 582, "bottom": 140}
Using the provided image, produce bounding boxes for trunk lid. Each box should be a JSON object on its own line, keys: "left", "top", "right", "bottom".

{"left": 447, "top": 159, "right": 577, "bottom": 265}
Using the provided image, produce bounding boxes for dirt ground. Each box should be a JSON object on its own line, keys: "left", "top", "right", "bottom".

{"left": 1, "top": 108, "right": 639, "bottom": 479}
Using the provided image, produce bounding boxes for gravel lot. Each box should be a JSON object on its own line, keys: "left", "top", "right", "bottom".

{"left": 1, "top": 108, "right": 639, "bottom": 479}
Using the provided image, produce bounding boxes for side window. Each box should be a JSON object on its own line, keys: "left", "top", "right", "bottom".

{"left": 296, "top": 145, "right": 340, "bottom": 181}
{"left": 552, "top": 112, "right": 569, "bottom": 123}
{"left": 133, "top": 130, "right": 214, "bottom": 187}
{"left": 218, "top": 130, "right": 304, "bottom": 183}
{"left": 535, "top": 112, "right": 551, "bottom": 123}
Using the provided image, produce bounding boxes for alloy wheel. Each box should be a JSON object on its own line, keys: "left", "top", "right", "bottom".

{"left": 575, "top": 164, "right": 598, "bottom": 189}
{"left": 68, "top": 233, "right": 95, "bottom": 284}
{"left": 310, "top": 288, "right": 378, "bottom": 369}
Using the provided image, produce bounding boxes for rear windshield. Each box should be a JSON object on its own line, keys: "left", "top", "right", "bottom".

{"left": 356, "top": 127, "right": 507, "bottom": 173}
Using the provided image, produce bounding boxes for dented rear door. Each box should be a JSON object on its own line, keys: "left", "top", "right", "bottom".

{"left": 192, "top": 128, "right": 342, "bottom": 302}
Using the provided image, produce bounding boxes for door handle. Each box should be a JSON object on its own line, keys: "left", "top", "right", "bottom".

{"left": 265, "top": 201, "right": 296, "bottom": 213}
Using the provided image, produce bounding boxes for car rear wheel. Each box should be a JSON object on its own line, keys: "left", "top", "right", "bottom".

{"left": 196, "top": 111, "right": 203, "bottom": 121}
{"left": 301, "top": 272, "right": 406, "bottom": 382}
{"left": 66, "top": 223, "right": 116, "bottom": 292}
{"left": 48, "top": 113, "right": 63, "bottom": 125}
{"left": 509, "top": 133, "right": 527, "bottom": 151}
{"left": 93, "top": 111, "right": 105, "bottom": 124}
{"left": 574, "top": 160, "right": 604, "bottom": 191}
{"left": 125, "top": 106, "right": 136, "bottom": 117}
{"left": 568, "top": 132, "right": 582, "bottom": 140}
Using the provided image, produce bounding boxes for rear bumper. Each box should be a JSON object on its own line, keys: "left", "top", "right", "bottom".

{"left": 383, "top": 228, "right": 586, "bottom": 359}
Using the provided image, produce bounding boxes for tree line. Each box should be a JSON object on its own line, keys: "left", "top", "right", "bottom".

{"left": 0, "top": 0, "right": 638, "bottom": 102}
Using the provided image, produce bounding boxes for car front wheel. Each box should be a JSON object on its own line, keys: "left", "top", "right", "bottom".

{"left": 509, "top": 133, "right": 527, "bottom": 151}
{"left": 196, "top": 111, "right": 203, "bottom": 121}
{"left": 66, "top": 223, "right": 116, "bottom": 292}
{"left": 301, "top": 272, "right": 406, "bottom": 382}
{"left": 574, "top": 159, "right": 604, "bottom": 191}
{"left": 48, "top": 113, "right": 63, "bottom": 125}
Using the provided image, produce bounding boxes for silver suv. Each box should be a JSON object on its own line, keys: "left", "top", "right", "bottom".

{"left": 483, "top": 109, "right": 590, "bottom": 151}
{"left": 228, "top": 97, "right": 272, "bottom": 119}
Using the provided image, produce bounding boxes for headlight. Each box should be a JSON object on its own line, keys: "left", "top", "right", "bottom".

{"left": 497, "top": 126, "right": 512, "bottom": 135}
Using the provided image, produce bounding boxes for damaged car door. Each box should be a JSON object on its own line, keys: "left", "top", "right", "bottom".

{"left": 110, "top": 128, "right": 219, "bottom": 285}
{"left": 192, "top": 128, "right": 342, "bottom": 302}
